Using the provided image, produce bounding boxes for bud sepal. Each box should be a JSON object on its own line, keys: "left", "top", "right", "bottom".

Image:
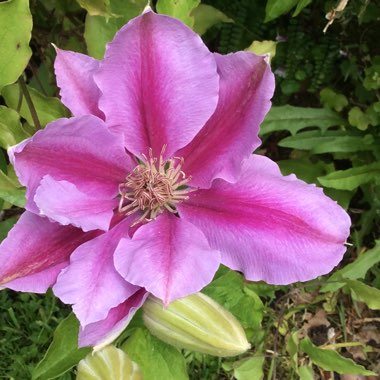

{"left": 142, "top": 292, "right": 251, "bottom": 357}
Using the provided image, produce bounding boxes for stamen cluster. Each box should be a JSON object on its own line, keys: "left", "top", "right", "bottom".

{"left": 119, "top": 147, "right": 193, "bottom": 225}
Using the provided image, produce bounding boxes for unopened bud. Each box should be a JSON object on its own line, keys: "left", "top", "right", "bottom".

{"left": 142, "top": 292, "right": 250, "bottom": 357}
{"left": 76, "top": 345, "right": 142, "bottom": 380}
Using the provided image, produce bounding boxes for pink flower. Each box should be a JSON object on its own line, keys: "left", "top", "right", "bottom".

{"left": 0, "top": 12, "right": 350, "bottom": 348}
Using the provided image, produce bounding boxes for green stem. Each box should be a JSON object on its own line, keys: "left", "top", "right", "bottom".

{"left": 322, "top": 342, "right": 364, "bottom": 350}
{"left": 16, "top": 85, "right": 23, "bottom": 113}
{"left": 18, "top": 76, "right": 41, "bottom": 130}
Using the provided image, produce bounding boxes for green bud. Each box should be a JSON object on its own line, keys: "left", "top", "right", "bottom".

{"left": 142, "top": 292, "right": 250, "bottom": 357}
{"left": 76, "top": 345, "right": 142, "bottom": 380}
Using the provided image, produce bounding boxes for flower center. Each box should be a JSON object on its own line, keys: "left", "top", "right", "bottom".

{"left": 118, "top": 146, "right": 193, "bottom": 226}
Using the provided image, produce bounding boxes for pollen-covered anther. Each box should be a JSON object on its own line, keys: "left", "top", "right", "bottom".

{"left": 119, "top": 146, "right": 193, "bottom": 225}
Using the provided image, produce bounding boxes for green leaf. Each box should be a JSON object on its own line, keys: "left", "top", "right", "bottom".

{"left": 2, "top": 84, "right": 70, "bottom": 127}
{"left": 345, "top": 279, "right": 380, "bottom": 310}
{"left": 33, "top": 313, "right": 91, "bottom": 380}
{"left": 286, "top": 331, "right": 299, "bottom": 369}
{"left": 363, "top": 61, "right": 380, "bottom": 90}
{"left": 279, "top": 160, "right": 354, "bottom": 209}
{"left": 0, "top": 150, "right": 7, "bottom": 173}
{"left": 0, "top": 169, "right": 25, "bottom": 207}
{"left": 318, "top": 162, "right": 380, "bottom": 190}
{"left": 279, "top": 131, "right": 376, "bottom": 154}
{"left": 323, "top": 188, "right": 352, "bottom": 209}
{"left": 245, "top": 40, "right": 277, "bottom": 61}
{"left": 297, "top": 365, "right": 315, "bottom": 380}
{"left": 77, "top": 345, "right": 143, "bottom": 380}
{"left": 84, "top": 17, "right": 122, "bottom": 59}
{"left": 191, "top": 4, "right": 233, "bottom": 35}
{"left": 292, "top": 0, "right": 313, "bottom": 17}
{"left": 233, "top": 356, "right": 265, "bottom": 380}
{"left": 321, "top": 242, "right": 380, "bottom": 292}
{"left": 203, "top": 269, "right": 264, "bottom": 331}
{"left": 0, "top": 217, "right": 17, "bottom": 241}
{"left": 311, "top": 134, "right": 376, "bottom": 154}
{"left": 0, "top": 0, "right": 32, "bottom": 90}
{"left": 366, "top": 103, "right": 380, "bottom": 127}
{"left": 349, "top": 107, "right": 372, "bottom": 130}
{"left": 0, "top": 106, "right": 30, "bottom": 148}
{"left": 260, "top": 105, "right": 344, "bottom": 136}
{"left": 279, "top": 158, "right": 331, "bottom": 183}
{"left": 265, "top": 0, "right": 299, "bottom": 22}
{"left": 84, "top": 0, "right": 147, "bottom": 59}
{"left": 320, "top": 88, "right": 348, "bottom": 112}
{"left": 122, "top": 328, "right": 188, "bottom": 380}
{"left": 157, "top": 0, "right": 200, "bottom": 27}
{"left": 76, "top": 0, "right": 114, "bottom": 17}
{"left": 300, "top": 337, "right": 376, "bottom": 375}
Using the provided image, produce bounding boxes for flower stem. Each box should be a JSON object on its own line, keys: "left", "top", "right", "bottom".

{"left": 18, "top": 76, "right": 41, "bottom": 130}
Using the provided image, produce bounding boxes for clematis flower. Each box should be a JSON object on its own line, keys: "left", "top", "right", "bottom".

{"left": 0, "top": 11, "right": 350, "bottom": 348}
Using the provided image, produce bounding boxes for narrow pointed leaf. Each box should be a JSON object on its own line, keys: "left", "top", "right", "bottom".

{"left": 321, "top": 241, "right": 380, "bottom": 292}
{"left": 300, "top": 338, "right": 376, "bottom": 375}
{"left": 297, "top": 365, "right": 315, "bottom": 380}
{"left": 191, "top": 4, "right": 233, "bottom": 35}
{"left": 33, "top": 314, "right": 91, "bottom": 380}
{"left": 318, "top": 162, "right": 380, "bottom": 190}
{"left": 261, "top": 105, "right": 344, "bottom": 135}
{"left": 265, "top": 0, "right": 301, "bottom": 22}
{"left": 345, "top": 279, "right": 380, "bottom": 310}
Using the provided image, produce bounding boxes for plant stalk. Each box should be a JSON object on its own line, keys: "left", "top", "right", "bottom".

{"left": 18, "top": 76, "right": 41, "bottom": 130}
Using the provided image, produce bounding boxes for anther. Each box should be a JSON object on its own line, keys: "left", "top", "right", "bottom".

{"left": 118, "top": 147, "right": 193, "bottom": 226}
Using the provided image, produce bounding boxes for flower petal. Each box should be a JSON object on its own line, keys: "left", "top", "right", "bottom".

{"left": 4, "top": 263, "right": 67, "bottom": 293}
{"left": 11, "top": 115, "right": 132, "bottom": 213}
{"left": 79, "top": 289, "right": 148, "bottom": 349}
{"left": 95, "top": 11, "right": 219, "bottom": 159}
{"left": 53, "top": 218, "right": 139, "bottom": 327}
{"left": 179, "top": 52, "right": 275, "bottom": 188}
{"left": 54, "top": 48, "right": 104, "bottom": 119}
{"left": 178, "top": 155, "right": 351, "bottom": 285}
{"left": 114, "top": 213, "right": 221, "bottom": 305}
{"left": 0, "top": 212, "right": 95, "bottom": 292}
{"left": 35, "top": 176, "right": 117, "bottom": 231}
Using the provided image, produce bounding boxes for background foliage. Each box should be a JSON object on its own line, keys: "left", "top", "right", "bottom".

{"left": 0, "top": 0, "right": 380, "bottom": 379}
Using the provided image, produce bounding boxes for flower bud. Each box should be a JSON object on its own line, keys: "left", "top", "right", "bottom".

{"left": 142, "top": 292, "right": 250, "bottom": 357}
{"left": 76, "top": 345, "right": 142, "bottom": 380}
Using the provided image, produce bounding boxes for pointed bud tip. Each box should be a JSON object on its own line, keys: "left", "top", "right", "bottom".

{"left": 142, "top": 3, "right": 152, "bottom": 15}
